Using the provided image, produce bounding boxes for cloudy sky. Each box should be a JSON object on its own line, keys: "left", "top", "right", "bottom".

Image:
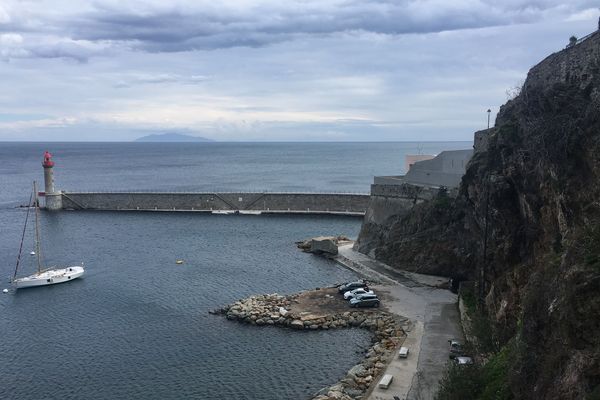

{"left": 0, "top": 1, "right": 598, "bottom": 141}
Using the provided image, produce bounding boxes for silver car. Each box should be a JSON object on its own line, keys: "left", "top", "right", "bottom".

{"left": 343, "top": 288, "right": 374, "bottom": 300}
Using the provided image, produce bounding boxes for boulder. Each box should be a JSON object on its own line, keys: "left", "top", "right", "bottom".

{"left": 290, "top": 320, "right": 304, "bottom": 329}
{"left": 310, "top": 236, "right": 339, "bottom": 255}
{"left": 347, "top": 364, "right": 368, "bottom": 380}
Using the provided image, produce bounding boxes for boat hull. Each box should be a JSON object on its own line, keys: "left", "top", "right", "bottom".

{"left": 13, "top": 266, "right": 85, "bottom": 289}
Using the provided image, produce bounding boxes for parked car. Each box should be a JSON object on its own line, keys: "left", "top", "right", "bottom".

{"left": 398, "top": 347, "right": 409, "bottom": 358}
{"left": 448, "top": 339, "right": 463, "bottom": 354}
{"left": 354, "top": 292, "right": 379, "bottom": 301}
{"left": 343, "top": 287, "right": 374, "bottom": 300}
{"left": 454, "top": 356, "right": 473, "bottom": 365}
{"left": 337, "top": 280, "right": 367, "bottom": 293}
{"left": 349, "top": 295, "right": 380, "bottom": 308}
{"left": 378, "top": 374, "right": 393, "bottom": 389}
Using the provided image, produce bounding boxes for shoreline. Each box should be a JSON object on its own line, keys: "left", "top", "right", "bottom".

{"left": 216, "top": 288, "right": 407, "bottom": 400}
{"left": 213, "top": 241, "right": 462, "bottom": 400}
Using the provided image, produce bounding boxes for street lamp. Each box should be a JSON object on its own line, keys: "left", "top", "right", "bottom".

{"left": 487, "top": 109, "right": 491, "bottom": 129}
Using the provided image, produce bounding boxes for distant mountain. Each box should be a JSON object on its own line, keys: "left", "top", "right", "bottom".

{"left": 135, "top": 133, "right": 213, "bottom": 142}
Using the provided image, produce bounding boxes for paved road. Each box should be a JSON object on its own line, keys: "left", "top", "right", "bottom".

{"left": 335, "top": 244, "right": 463, "bottom": 400}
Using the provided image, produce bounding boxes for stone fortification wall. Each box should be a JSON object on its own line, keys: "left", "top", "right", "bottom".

{"left": 370, "top": 183, "right": 448, "bottom": 200}
{"left": 473, "top": 128, "right": 494, "bottom": 153}
{"left": 354, "top": 182, "right": 449, "bottom": 256}
{"left": 59, "top": 192, "right": 369, "bottom": 215}
{"left": 525, "top": 31, "right": 599, "bottom": 91}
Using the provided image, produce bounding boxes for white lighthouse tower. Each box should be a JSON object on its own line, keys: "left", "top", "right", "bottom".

{"left": 42, "top": 151, "right": 62, "bottom": 210}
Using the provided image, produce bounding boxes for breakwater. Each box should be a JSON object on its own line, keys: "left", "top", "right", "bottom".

{"left": 218, "top": 289, "right": 406, "bottom": 400}
{"left": 55, "top": 191, "right": 369, "bottom": 216}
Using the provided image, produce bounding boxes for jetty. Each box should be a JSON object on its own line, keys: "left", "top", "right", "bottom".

{"left": 55, "top": 190, "right": 369, "bottom": 216}
{"left": 38, "top": 151, "right": 369, "bottom": 216}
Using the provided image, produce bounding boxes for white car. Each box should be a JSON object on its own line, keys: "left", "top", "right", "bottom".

{"left": 454, "top": 356, "right": 473, "bottom": 365}
{"left": 343, "top": 287, "right": 374, "bottom": 300}
{"left": 398, "top": 347, "right": 409, "bottom": 358}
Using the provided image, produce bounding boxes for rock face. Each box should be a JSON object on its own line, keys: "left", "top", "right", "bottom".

{"left": 356, "top": 31, "right": 600, "bottom": 398}
{"left": 221, "top": 293, "right": 405, "bottom": 400}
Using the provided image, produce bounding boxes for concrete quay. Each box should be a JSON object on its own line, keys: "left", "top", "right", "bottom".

{"left": 52, "top": 191, "right": 370, "bottom": 216}
{"left": 334, "top": 244, "right": 463, "bottom": 400}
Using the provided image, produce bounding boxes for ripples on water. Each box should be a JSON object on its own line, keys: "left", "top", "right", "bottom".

{"left": 0, "top": 211, "right": 371, "bottom": 399}
{"left": 0, "top": 142, "right": 469, "bottom": 399}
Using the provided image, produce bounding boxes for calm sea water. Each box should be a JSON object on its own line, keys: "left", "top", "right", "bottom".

{"left": 0, "top": 142, "right": 468, "bottom": 399}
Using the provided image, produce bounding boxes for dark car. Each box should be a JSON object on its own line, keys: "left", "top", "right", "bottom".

{"left": 448, "top": 339, "right": 465, "bottom": 359}
{"left": 337, "top": 280, "right": 367, "bottom": 293}
{"left": 349, "top": 295, "right": 380, "bottom": 308}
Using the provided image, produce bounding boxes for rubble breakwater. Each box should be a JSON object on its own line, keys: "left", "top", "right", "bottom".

{"left": 215, "top": 289, "right": 406, "bottom": 400}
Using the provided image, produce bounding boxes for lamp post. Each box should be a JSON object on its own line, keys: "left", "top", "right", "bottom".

{"left": 487, "top": 109, "right": 491, "bottom": 129}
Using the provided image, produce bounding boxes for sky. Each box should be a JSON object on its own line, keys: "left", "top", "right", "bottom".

{"left": 0, "top": 1, "right": 598, "bottom": 142}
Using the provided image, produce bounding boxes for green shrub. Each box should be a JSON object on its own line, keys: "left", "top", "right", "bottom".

{"left": 479, "top": 343, "right": 514, "bottom": 400}
{"left": 461, "top": 288, "right": 477, "bottom": 315}
{"left": 435, "top": 343, "right": 515, "bottom": 400}
{"left": 436, "top": 363, "right": 483, "bottom": 400}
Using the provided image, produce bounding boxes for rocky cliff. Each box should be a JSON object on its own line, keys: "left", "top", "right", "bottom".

{"left": 357, "top": 31, "right": 600, "bottom": 399}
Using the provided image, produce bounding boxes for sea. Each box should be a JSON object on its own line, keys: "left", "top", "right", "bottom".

{"left": 0, "top": 141, "right": 469, "bottom": 400}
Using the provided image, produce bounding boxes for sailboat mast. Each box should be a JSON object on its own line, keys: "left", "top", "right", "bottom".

{"left": 33, "top": 181, "right": 43, "bottom": 273}
{"left": 12, "top": 189, "right": 34, "bottom": 281}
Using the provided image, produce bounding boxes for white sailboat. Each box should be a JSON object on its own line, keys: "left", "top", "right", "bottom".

{"left": 12, "top": 182, "right": 84, "bottom": 289}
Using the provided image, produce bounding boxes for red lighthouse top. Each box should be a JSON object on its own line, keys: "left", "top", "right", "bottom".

{"left": 42, "top": 151, "right": 54, "bottom": 168}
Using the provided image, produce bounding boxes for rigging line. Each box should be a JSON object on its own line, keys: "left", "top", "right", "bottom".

{"left": 13, "top": 189, "right": 34, "bottom": 281}
{"left": 33, "top": 182, "right": 43, "bottom": 274}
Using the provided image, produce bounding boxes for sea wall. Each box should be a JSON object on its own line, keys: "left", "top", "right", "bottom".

{"left": 58, "top": 192, "right": 369, "bottom": 215}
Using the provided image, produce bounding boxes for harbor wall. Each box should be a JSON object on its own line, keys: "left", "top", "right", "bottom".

{"left": 58, "top": 192, "right": 370, "bottom": 215}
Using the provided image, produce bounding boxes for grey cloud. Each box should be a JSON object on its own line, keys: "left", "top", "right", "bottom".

{"left": 113, "top": 73, "right": 208, "bottom": 88}
{"left": 0, "top": 32, "right": 112, "bottom": 62}
{"left": 1, "top": 0, "right": 597, "bottom": 56}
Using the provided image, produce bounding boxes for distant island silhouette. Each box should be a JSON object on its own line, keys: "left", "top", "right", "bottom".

{"left": 135, "top": 133, "right": 214, "bottom": 142}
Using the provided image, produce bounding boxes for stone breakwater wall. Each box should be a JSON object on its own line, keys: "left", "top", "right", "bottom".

{"left": 219, "top": 293, "right": 405, "bottom": 400}
{"left": 58, "top": 192, "right": 369, "bottom": 215}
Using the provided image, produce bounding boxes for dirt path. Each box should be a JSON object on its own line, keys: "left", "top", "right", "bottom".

{"left": 334, "top": 244, "right": 463, "bottom": 400}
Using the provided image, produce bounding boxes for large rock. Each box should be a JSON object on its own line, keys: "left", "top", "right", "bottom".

{"left": 347, "top": 364, "right": 367, "bottom": 380}
{"left": 290, "top": 320, "right": 304, "bottom": 329}
{"left": 310, "top": 236, "right": 339, "bottom": 255}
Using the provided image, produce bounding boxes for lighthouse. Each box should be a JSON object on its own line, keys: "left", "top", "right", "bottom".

{"left": 42, "top": 151, "right": 62, "bottom": 210}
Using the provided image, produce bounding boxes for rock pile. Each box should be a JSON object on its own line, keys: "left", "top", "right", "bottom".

{"left": 221, "top": 293, "right": 405, "bottom": 400}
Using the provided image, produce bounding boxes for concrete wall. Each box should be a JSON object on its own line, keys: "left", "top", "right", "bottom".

{"left": 403, "top": 149, "right": 473, "bottom": 188}
{"left": 405, "top": 154, "right": 435, "bottom": 172}
{"left": 373, "top": 176, "right": 405, "bottom": 185}
{"left": 59, "top": 192, "right": 370, "bottom": 215}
